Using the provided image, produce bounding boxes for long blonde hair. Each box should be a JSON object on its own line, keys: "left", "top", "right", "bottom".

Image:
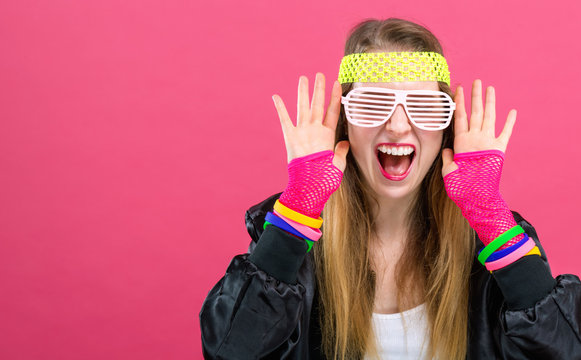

{"left": 313, "top": 18, "right": 475, "bottom": 359}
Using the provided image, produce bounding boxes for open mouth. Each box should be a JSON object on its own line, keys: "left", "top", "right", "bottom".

{"left": 376, "top": 146, "right": 415, "bottom": 180}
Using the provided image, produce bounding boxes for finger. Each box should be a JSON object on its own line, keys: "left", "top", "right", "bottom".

{"left": 454, "top": 86, "right": 468, "bottom": 135}
{"left": 310, "top": 72, "right": 326, "bottom": 124}
{"left": 470, "top": 79, "right": 484, "bottom": 131}
{"left": 441, "top": 148, "right": 453, "bottom": 169}
{"left": 297, "top": 76, "right": 309, "bottom": 127}
{"left": 441, "top": 148, "right": 458, "bottom": 177}
{"left": 272, "top": 94, "right": 293, "bottom": 137}
{"left": 323, "top": 80, "right": 342, "bottom": 129}
{"left": 332, "top": 140, "right": 350, "bottom": 172}
{"left": 442, "top": 148, "right": 458, "bottom": 177}
{"left": 498, "top": 109, "right": 517, "bottom": 147}
{"left": 482, "top": 86, "right": 496, "bottom": 136}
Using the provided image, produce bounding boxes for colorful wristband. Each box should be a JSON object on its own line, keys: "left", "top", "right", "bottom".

{"left": 273, "top": 209, "right": 322, "bottom": 241}
{"left": 481, "top": 233, "right": 529, "bottom": 262}
{"left": 264, "top": 213, "right": 307, "bottom": 239}
{"left": 478, "top": 225, "right": 525, "bottom": 265}
{"left": 274, "top": 199, "right": 324, "bottom": 229}
{"left": 305, "top": 238, "right": 314, "bottom": 252}
{"left": 264, "top": 215, "right": 315, "bottom": 253}
{"left": 485, "top": 238, "right": 536, "bottom": 271}
{"left": 488, "top": 245, "right": 541, "bottom": 273}
{"left": 263, "top": 220, "right": 314, "bottom": 253}
{"left": 526, "top": 245, "right": 541, "bottom": 257}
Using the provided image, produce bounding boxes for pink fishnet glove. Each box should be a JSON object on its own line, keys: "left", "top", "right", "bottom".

{"left": 443, "top": 150, "right": 524, "bottom": 250}
{"left": 278, "top": 150, "right": 343, "bottom": 219}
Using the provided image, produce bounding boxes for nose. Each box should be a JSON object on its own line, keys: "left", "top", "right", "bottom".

{"left": 384, "top": 104, "right": 413, "bottom": 135}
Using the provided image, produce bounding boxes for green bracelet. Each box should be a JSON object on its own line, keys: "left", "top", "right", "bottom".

{"left": 305, "top": 239, "right": 314, "bottom": 252}
{"left": 263, "top": 221, "right": 314, "bottom": 252}
{"left": 477, "top": 225, "right": 525, "bottom": 265}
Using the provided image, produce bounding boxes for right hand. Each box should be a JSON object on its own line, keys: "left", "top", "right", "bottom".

{"left": 271, "top": 72, "right": 350, "bottom": 172}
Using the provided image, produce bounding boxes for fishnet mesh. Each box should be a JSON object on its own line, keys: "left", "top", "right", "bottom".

{"left": 443, "top": 150, "right": 524, "bottom": 250}
{"left": 279, "top": 150, "right": 343, "bottom": 219}
{"left": 338, "top": 52, "right": 451, "bottom": 85}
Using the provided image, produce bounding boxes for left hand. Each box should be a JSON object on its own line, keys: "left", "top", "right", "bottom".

{"left": 442, "top": 79, "right": 517, "bottom": 178}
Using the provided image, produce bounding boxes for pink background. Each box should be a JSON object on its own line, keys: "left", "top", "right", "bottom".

{"left": 1, "top": 0, "right": 580, "bottom": 359}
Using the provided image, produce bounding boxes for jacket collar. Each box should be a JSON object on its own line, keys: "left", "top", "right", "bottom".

{"left": 244, "top": 192, "right": 283, "bottom": 244}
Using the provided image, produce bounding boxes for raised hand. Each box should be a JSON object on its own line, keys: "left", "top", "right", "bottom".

{"left": 442, "top": 79, "right": 517, "bottom": 178}
{"left": 441, "top": 79, "right": 524, "bottom": 252}
{"left": 272, "top": 72, "right": 350, "bottom": 172}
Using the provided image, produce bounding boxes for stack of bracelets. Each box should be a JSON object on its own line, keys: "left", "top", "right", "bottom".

{"left": 265, "top": 199, "right": 543, "bottom": 266}
{"left": 265, "top": 201, "right": 543, "bottom": 269}
{"left": 263, "top": 199, "right": 323, "bottom": 253}
{"left": 479, "top": 225, "right": 542, "bottom": 273}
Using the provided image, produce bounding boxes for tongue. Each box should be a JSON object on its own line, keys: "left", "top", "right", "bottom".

{"left": 379, "top": 153, "right": 412, "bottom": 176}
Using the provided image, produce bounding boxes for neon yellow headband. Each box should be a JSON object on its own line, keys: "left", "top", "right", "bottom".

{"left": 338, "top": 51, "right": 451, "bottom": 86}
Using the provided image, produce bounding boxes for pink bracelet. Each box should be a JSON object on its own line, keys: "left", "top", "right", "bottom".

{"left": 273, "top": 209, "right": 322, "bottom": 241}
{"left": 485, "top": 238, "right": 536, "bottom": 271}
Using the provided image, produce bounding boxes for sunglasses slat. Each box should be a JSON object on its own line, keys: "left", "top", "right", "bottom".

{"left": 347, "top": 104, "right": 394, "bottom": 110}
{"left": 407, "top": 113, "right": 452, "bottom": 116}
{"left": 404, "top": 101, "right": 452, "bottom": 106}
{"left": 346, "top": 114, "right": 385, "bottom": 120}
{"left": 349, "top": 98, "right": 396, "bottom": 105}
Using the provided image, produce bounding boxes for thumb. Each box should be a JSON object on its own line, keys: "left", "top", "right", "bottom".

{"left": 332, "top": 140, "right": 350, "bottom": 172}
{"left": 441, "top": 148, "right": 458, "bottom": 177}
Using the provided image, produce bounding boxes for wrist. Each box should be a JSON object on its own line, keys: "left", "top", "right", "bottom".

{"left": 279, "top": 150, "right": 343, "bottom": 218}
{"left": 462, "top": 199, "right": 517, "bottom": 245}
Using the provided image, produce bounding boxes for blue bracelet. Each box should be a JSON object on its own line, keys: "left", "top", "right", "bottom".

{"left": 479, "top": 232, "right": 529, "bottom": 262}
{"left": 264, "top": 212, "right": 314, "bottom": 252}
{"left": 264, "top": 211, "right": 309, "bottom": 241}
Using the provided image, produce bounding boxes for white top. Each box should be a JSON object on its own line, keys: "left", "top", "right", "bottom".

{"left": 363, "top": 303, "right": 430, "bottom": 360}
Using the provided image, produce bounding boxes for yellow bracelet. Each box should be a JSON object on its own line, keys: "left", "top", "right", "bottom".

{"left": 488, "top": 246, "right": 541, "bottom": 274}
{"left": 274, "top": 200, "right": 323, "bottom": 229}
{"left": 525, "top": 245, "right": 541, "bottom": 257}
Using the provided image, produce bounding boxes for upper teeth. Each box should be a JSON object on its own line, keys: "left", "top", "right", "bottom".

{"left": 378, "top": 145, "right": 414, "bottom": 156}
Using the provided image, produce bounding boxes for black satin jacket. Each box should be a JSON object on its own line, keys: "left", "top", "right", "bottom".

{"left": 200, "top": 193, "right": 581, "bottom": 359}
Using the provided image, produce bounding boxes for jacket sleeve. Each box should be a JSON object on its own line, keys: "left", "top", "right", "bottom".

{"left": 199, "top": 222, "right": 310, "bottom": 359}
{"left": 491, "top": 212, "right": 581, "bottom": 359}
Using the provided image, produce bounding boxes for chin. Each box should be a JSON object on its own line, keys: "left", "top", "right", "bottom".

{"left": 374, "top": 184, "right": 416, "bottom": 201}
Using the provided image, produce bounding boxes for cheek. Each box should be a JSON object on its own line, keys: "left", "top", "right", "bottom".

{"left": 347, "top": 126, "right": 375, "bottom": 160}
{"left": 419, "top": 132, "right": 443, "bottom": 160}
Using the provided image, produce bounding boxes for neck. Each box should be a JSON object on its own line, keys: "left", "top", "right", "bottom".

{"left": 369, "top": 188, "right": 418, "bottom": 247}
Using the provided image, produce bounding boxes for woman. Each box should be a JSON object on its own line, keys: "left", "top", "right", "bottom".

{"left": 200, "top": 18, "right": 581, "bottom": 359}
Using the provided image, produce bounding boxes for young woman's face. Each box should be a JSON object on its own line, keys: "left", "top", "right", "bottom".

{"left": 346, "top": 81, "right": 444, "bottom": 201}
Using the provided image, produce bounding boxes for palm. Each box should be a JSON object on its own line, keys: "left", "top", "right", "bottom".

{"left": 442, "top": 79, "right": 517, "bottom": 178}
{"left": 272, "top": 73, "right": 350, "bottom": 172}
